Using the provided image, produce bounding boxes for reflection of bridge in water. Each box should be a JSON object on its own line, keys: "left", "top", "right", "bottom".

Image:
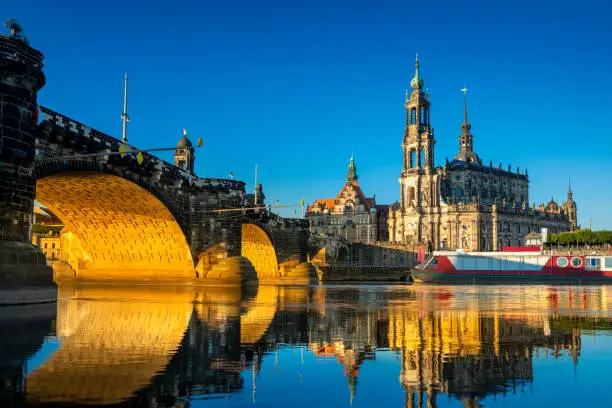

{"left": 10, "top": 283, "right": 311, "bottom": 406}
{"left": 2, "top": 285, "right": 612, "bottom": 407}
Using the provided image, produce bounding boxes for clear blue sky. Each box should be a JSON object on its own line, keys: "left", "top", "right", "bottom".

{"left": 5, "top": 0, "right": 612, "bottom": 227}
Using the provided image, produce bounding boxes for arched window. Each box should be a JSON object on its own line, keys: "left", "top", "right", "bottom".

{"left": 408, "top": 187, "right": 416, "bottom": 203}
{"left": 419, "top": 150, "right": 425, "bottom": 167}
{"left": 420, "top": 109, "right": 424, "bottom": 124}
{"left": 454, "top": 186, "right": 463, "bottom": 197}
{"left": 411, "top": 108, "right": 416, "bottom": 124}
{"left": 410, "top": 150, "right": 416, "bottom": 168}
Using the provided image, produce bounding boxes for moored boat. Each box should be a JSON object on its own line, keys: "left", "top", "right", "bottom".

{"left": 412, "top": 248, "right": 612, "bottom": 284}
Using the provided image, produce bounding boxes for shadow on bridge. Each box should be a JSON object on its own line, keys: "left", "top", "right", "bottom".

{"left": 195, "top": 214, "right": 317, "bottom": 285}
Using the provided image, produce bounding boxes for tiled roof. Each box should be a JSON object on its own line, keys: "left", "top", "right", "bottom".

{"left": 307, "top": 181, "right": 375, "bottom": 213}
{"left": 336, "top": 181, "right": 373, "bottom": 211}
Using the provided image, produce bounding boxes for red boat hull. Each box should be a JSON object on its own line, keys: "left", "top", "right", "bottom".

{"left": 412, "top": 253, "right": 612, "bottom": 284}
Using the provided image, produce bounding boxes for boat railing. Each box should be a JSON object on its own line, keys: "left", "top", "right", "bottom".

{"left": 416, "top": 254, "right": 436, "bottom": 270}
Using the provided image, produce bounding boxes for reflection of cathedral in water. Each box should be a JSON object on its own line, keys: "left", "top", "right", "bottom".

{"left": 389, "top": 305, "right": 582, "bottom": 407}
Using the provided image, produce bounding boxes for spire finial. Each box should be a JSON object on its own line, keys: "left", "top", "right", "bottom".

{"left": 183, "top": 128, "right": 187, "bottom": 137}
{"left": 461, "top": 85, "right": 469, "bottom": 124}
{"left": 410, "top": 53, "right": 424, "bottom": 90}
{"left": 568, "top": 176, "right": 572, "bottom": 191}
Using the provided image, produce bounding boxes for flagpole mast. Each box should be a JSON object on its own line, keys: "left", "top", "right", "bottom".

{"left": 121, "top": 72, "right": 129, "bottom": 144}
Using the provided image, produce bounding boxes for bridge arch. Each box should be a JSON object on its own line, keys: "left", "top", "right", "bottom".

{"left": 241, "top": 223, "right": 280, "bottom": 281}
{"left": 35, "top": 170, "right": 194, "bottom": 281}
{"left": 34, "top": 158, "right": 192, "bottom": 233}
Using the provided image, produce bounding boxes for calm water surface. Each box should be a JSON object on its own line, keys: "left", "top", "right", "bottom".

{"left": 3, "top": 284, "right": 612, "bottom": 407}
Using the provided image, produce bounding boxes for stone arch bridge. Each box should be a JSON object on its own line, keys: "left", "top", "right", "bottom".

{"left": 35, "top": 108, "right": 311, "bottom": 284}
{"left": 0, "top": 31, "right": 312, "bottom": 285}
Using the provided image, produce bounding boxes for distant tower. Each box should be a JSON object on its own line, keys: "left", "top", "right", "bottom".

{"left": 346, "top": 156, "right": 358, "bottom": 183}
{"left": 564, "top": 178, "right": 578, "bottom": 230}
{"left": 174, "top": 128, "right": 195, "bottom": 174}
{"left": 454, "top": 87, "right": 480, "bottom": 164}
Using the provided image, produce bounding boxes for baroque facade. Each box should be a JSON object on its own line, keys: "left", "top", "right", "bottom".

{"left": 306, "top": 157, "right": 382, "bottom": 243}
{"left": 388, "top": 56, "right": 577, "bottom": 251}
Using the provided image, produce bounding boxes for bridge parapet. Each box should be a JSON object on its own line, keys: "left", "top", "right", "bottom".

{"left": 37, "top": 107, "right": 247, "bottom": 188}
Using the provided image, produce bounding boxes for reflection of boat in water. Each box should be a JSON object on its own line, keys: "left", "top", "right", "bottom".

{"left": 412, "top": 249, "right": 612, "bottom": 283}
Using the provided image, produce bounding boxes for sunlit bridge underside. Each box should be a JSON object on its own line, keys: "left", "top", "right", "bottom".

{"left": 36, "top": 172, "right": 194, "bottom": 282}
{"left": 241, "top": 223, "right": 279, "bottom": 280}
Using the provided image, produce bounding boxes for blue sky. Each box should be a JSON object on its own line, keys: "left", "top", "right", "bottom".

{"left": 4, "top": 0, "right": 612, "bottom": 227}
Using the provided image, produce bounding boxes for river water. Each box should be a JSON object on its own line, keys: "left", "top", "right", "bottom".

{"left": 2, "top": 284, "right": 612, "bottom": 407}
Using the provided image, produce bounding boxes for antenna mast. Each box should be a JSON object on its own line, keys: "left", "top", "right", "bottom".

{"left": 121, "top": 73, "right": 129, "bottom": 143}
{"left": 254, "top": 164, "right": 259, "bottom": 206}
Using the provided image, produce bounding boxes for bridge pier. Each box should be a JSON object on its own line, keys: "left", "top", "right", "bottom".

{"left": 0, "top": 26, "right": 55, "bottom": 304}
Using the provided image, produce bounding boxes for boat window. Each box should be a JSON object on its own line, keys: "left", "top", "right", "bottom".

{"left": 556, "top": 257, "right": 568, "bottom": 268}
{"left": 587, "top": 257, "right": 600, "bottom": 267}
{"left": 586, "top": 257, "right": 601, "bottom": 270}
{"left": 605, "top": 257, "right": 612, "bottom": 269}
{"left": 570, "top": 257, "right": 583, "bottom": 268}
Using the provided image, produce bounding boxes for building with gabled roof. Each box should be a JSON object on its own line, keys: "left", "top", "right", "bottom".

{"left": 306, "top": 157, "right": 384, "bottom": 243}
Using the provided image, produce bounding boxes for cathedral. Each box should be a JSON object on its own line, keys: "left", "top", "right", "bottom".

{"left": 388, "top": 56, "right": 577, "bottom": 251}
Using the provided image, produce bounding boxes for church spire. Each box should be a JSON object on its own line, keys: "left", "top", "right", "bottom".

{"left": 410, "top": 53, "right": 424, "bottom": 90}
{"left": 454, "top": 86, "right": 480, "bottom": 164}
{"left": 346, "top": 155, "right": 358, "bottom": 183}
{"left": 462, "top": 86, "right": 469, "bottom": 127}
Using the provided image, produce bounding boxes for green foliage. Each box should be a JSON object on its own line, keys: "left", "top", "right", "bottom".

{"left": 546, "top": 229, "right": 612, "bottom": 246}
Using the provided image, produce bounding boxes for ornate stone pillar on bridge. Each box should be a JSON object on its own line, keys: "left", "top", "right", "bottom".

{"left": 0, "top": 20, "right": 55, "bottom": 304}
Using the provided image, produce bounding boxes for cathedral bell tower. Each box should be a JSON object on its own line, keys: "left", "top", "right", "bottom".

{"left": 402, "top": 54, "right": 434, "bottom": 176}
{"left": 399, "top": 55, "right": 436, "bottom": 213}
{"left": 393, "top": 54, "right": 440, "bottom": 246}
